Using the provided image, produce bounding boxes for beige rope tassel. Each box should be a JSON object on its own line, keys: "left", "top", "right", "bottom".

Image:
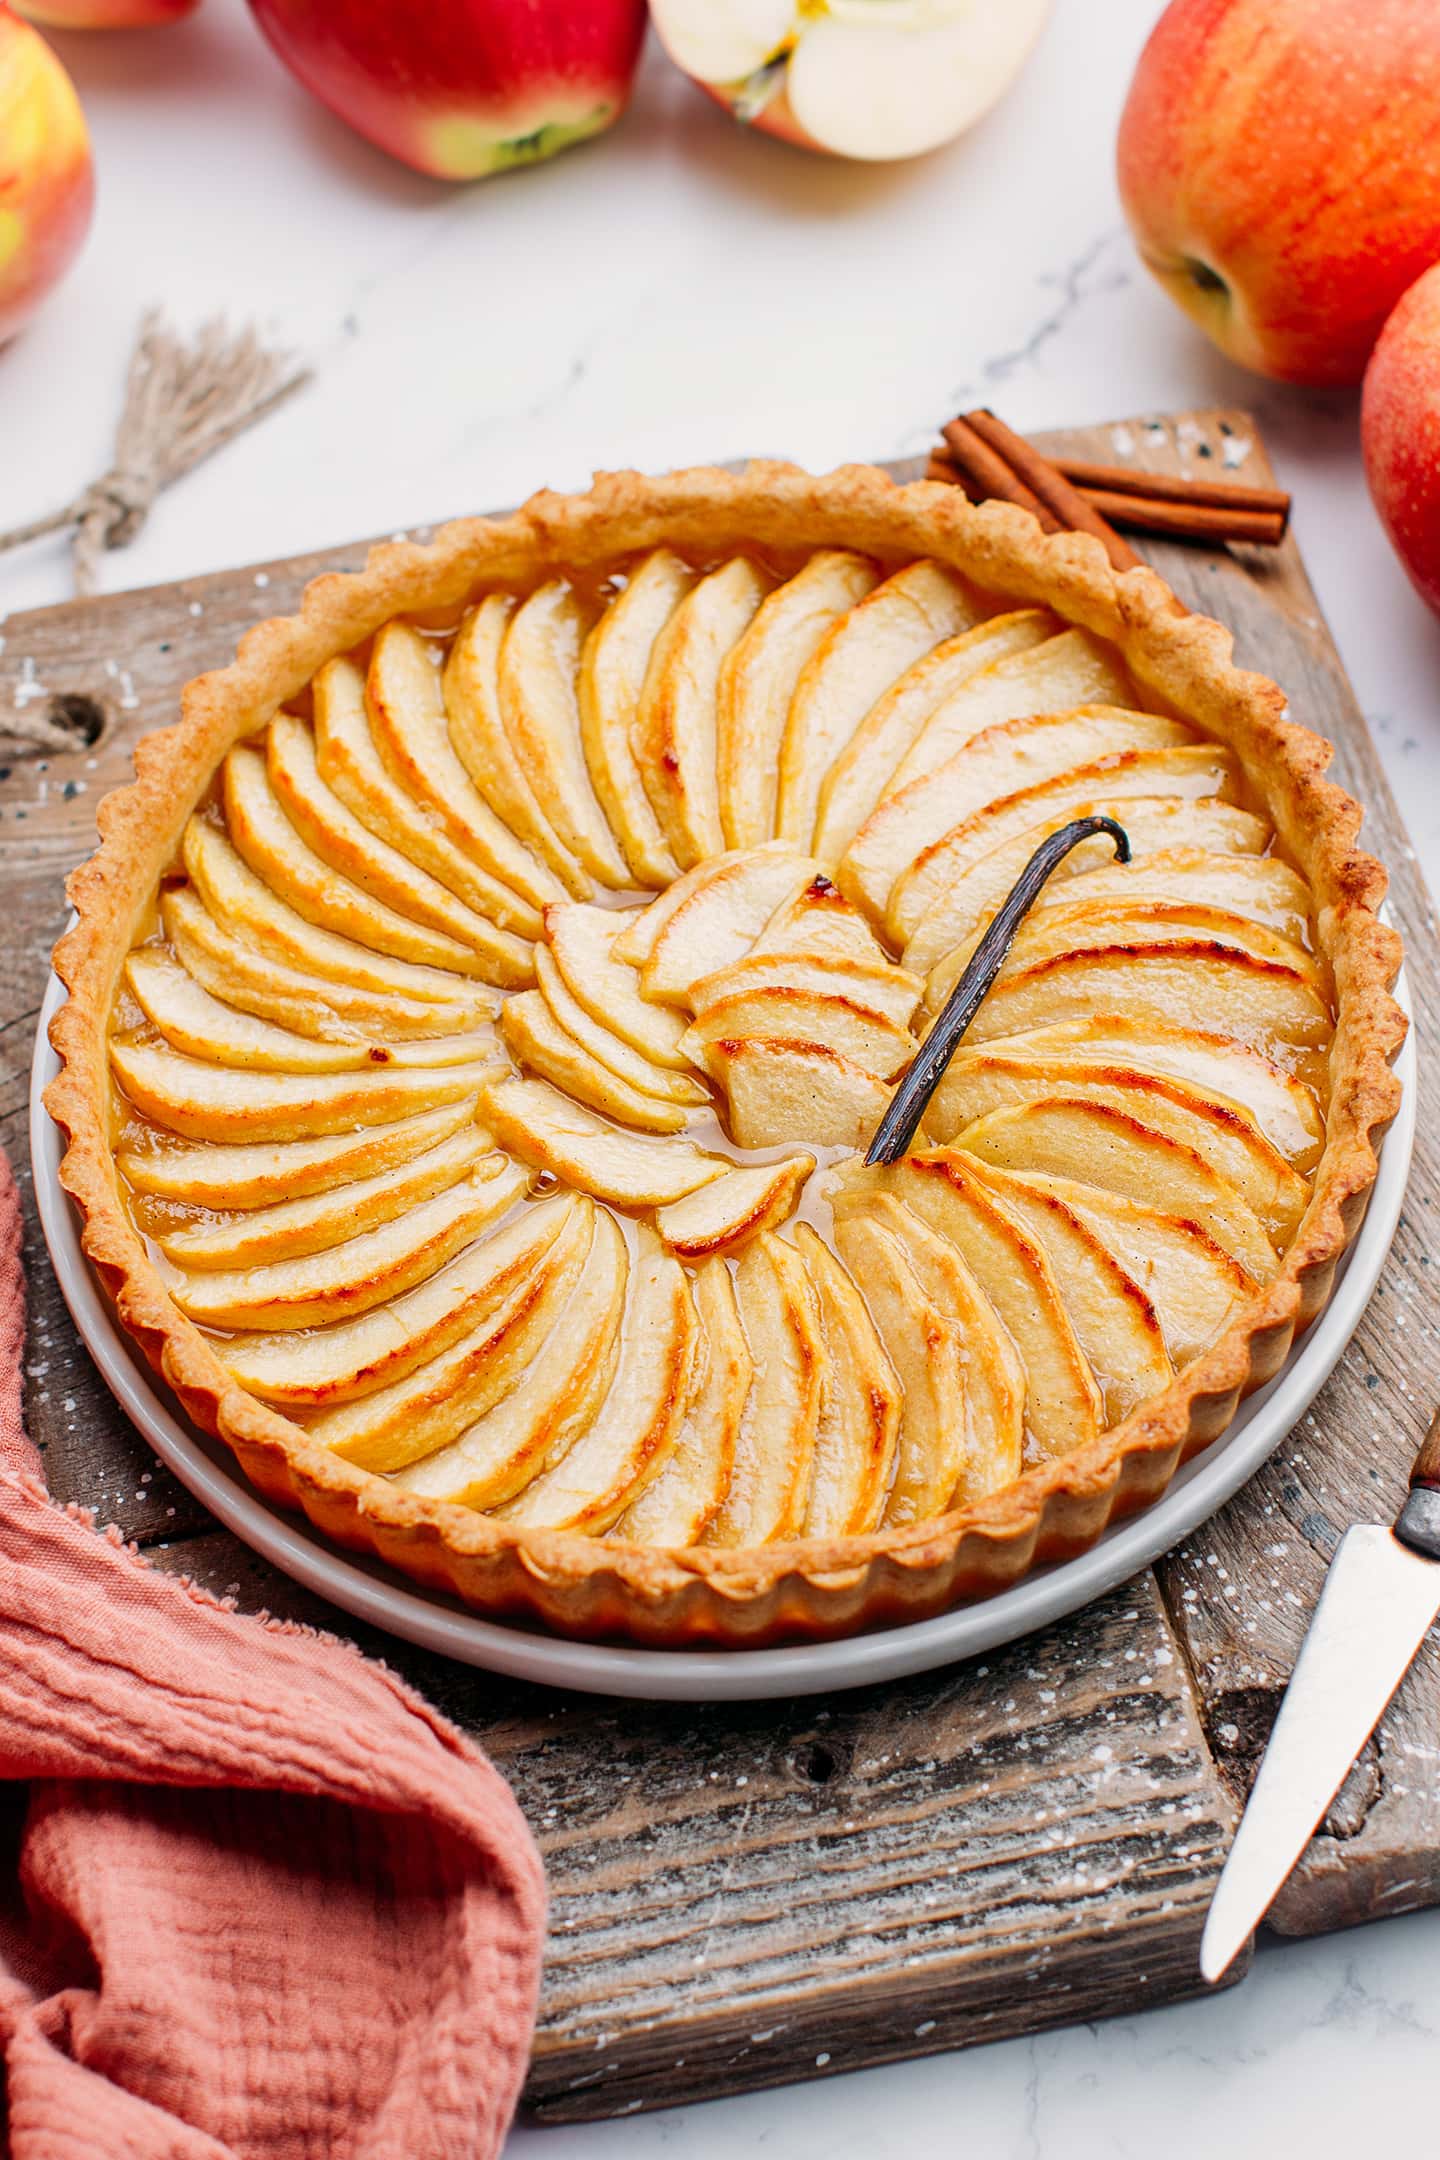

{"left": 0, "top": 309, "right": 311, "bottom": 602}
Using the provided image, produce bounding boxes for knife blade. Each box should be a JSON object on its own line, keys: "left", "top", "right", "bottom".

{"left": 1200, "top": 1419, "right": 1440, "bottom": 1985}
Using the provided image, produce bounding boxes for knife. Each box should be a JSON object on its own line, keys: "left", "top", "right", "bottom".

{"left": 1200, "top": 1407, "right": 1440, "bottom": 1982}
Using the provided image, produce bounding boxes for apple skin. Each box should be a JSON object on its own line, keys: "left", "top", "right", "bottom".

{"left": 0, "top": 6, "right": 95, "bottom": 347}
{"left": 245, "top": 0, "right": 648, "bottom": 181}
{"left": 1117, "top": 0, "right": 1440, "bottom": 387}
{"left": 13, "top": 0, "right": 197, "bottom": 26}
{"left": 1362, "top": 266, "right": 1440, "bottom": 616}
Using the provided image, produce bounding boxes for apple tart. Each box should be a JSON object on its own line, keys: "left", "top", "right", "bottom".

{"left": 48, "top": 464, "right": 1405, "bottom": 1644}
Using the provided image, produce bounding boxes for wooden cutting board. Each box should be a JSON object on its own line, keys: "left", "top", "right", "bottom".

{"left": 2, "top": 409, "right": 1436, "bottom": 2123}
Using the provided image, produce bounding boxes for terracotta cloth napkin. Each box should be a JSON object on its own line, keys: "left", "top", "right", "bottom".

{"left": 0, "top": 1151, "right": 547, "bottom": 2159}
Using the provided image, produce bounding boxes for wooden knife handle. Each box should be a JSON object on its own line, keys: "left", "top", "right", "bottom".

{"left": 1396, "top": 1408, "right": 1440, "bottom": 1559}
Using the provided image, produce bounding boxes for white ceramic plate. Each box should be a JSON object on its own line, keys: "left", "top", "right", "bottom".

{"left": 31, "top": 963, "right": 1415, "bottom": 1702}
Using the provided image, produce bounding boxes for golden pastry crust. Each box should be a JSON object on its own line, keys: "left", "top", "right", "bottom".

{"left": 46, "top": 462, "right": 1406, "bottom": 1645}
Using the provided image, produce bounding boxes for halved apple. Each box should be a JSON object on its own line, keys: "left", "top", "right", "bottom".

{"left": 544, "top": 902, "right": 692, "bottom": 1070}
{"left": 842, "top": 708, "right": 1196, "bottom": 933}
{"left": 477, "top": 1072, "right": 730, "bottom": 1206}
{"left": 111, "top": 1039, "right": 498, "bottom": 1146}
{"left": 813, "top": 608, "right": 1057, "bottom": 862}
{"left": 219, "top": 1190, "right": 569, "bottom": 1406}
{"left": 172, "top": 1162, "right": 520, "bottom": 1332}
{"left": 309, "top": 661, "right": 547, "bottom": 936}
{"left": 576, "top": 550, "right": 692, "bottom": 887}
{"left": 901, "top": 793, "right": 1272, "bottom": 976}
{"left": 157, "top": 1127, "right": 499, "bottom": 1271}
{"left": 497, "top": 581, "right": 632, "bottom": 888}
{"left": 750, "top": 871, "right": 889, "bottom": 969}
{"left": 499, "top": 1228, "right": 699, "bottom": 1533}
{"left": 654, "top": 1153, "right": 814, "bottom": 1259}
{"left": 391, "top": 1208, "right": 629, "bottom": 1511}
{"left": 704, "top": 1037, "right": 891, "bottom": 1148}
{"left": 500, "top": 990, "right": 690, "bottom": 1135}
{"left": 689, "top": 949, "right": 923, "bottom": 1031}
{"left": 308, "top": 1201, "right": 594, "bottom": 1471}
{"left": 776, "top": 559, "right": 986, "bottom": 847}
{"left": 640, "top": 841, "right": 814, "bottom": 1005}
{"left": 718, "top": 549, "right": 878, "bottom": 850}
{"left": 681, "top": 986, "right": 914, "bottom": 1079}
{"left": 618, "top": 1257, "right": 751, "bottom": 1547}
{"left": 635, "top": 556, "right": 775, "bottom": 869}
{"left": 955, "top": 1098, "right": 1278, "bottom": 1280}
{"left": 794, "top": 1221, "right": 900, "bottom": 1536}
{"left": 118, "top": 1100, "right": 484, "bottom": 1215}
{"left": 708, "top": 1232, "right": 824, "bottom": 1546}
{"left": 888, "top": 627, "right": 1135, "bottom": 794}
{"left": 442, "top": 596, "right": 591, "bottom": 899}
{"left": 535, "top": 946, "right": 705, "bottom": 1106}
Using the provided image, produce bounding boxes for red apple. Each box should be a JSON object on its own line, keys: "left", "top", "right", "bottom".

{"left": 0, "top": 6, "right": 94, "bottom": 346}
{"left": 1117, "top": 0, "right": 1440, "bottom": 387}
{"left": 246, "top": 0, "right": 647, "bottom": 182}
{"left": 13, "top": 0, "right": 197, "bottom": 26}
{"left": 1363, "top": 265, "right": 1440, "bottom": 616}
{"left": 650, "top": 0, "right": 1051, "bottom": 162}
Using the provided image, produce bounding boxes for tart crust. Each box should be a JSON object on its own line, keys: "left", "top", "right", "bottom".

{"left": 47, "top": 462, "right": 1407, "bottom": 1646}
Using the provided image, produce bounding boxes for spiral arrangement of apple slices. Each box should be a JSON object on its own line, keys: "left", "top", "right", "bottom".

{"left": 107, "top": 547, "right": 1332, "bottom": 1546}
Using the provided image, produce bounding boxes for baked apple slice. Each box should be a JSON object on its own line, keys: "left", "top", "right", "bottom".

{"left": 500, "top": 992, "right": 691, "bottom": 1135}
{"left": 776, "top": 560, "right": 988, "bottom": 847}
{"left": 750, "top": 871, "right": 889, "bottom": 969}
{"left": 640, "top": 842, "right": 815, "bottom": 1005}
{"left": 635, "top": 557, "right": 775, "bottom": 869}
{"left": 544, "top": 902, "right": 692, "bottom": 1071}
{"left": 681, "top": 986, "right": 914, "bottom": 1079}
{"left": 794, "top": 1222, "right": 900, "bottom": 1537}
{"left": 813, "top": 608, "right": 1058, "bottom": 862}
{"left": 577, "top": 550, "right": 692, "bottom": 887}
{"left": 654, "top": 1154, "right": 815, "bottom": 1259}
{"left": 708, "top": 1232, "right": 825, "bottom": 1546}
{"left": 127, "top": 950, "right": 424, "bottom": 1077}
{"left": 535, "top": 947, "right": 705, "bottom": 1106}
{"left": 477, "top": 1073, "right": 730, "bottom": 1205}
{"left": 497, "top": 581, "right": 632, "bottom": 888}
{"left": 704, "top": 1037, "right": 891, "bottom": 1148}
{"left": 888, "top": 627, "right": 1134, "bottom": 795}
{"left": 618, "top": 1258, "right": 751, "bottom": 1547}
{"left": 110, "top": 1039, "right": 498, "bottom": 1146}
{"left": 117, "top": 1100, "right": 483, "bottom": 1212}
{"left": 689, "top": 949, "right": 923, "bottom": 1031}
{"left": 1029, "top": 848, "right": 1312, "bottom": 945}
{"left": 719, "top": 550, "right": 878, "bottom": 849}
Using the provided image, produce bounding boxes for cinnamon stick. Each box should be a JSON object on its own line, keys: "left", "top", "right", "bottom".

{"left": 1055, "top": 455, "right": 1290, "bottom": 529}
{"left": 940, "top": 416, "right": 1063, "bottom": 533}
{"left": 926, "top": 445, "right": 1288, "bottom": 546}
{"left": 961, "top": 408, "right": 1142, "bottom": 572}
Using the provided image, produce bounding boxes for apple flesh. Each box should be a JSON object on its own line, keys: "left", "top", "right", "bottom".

{"left": 650, "top": 0, "right": 1051, "bottom": 163}
{"left": 1117, "top": 0, "right": 1440, "bottom": 387}
{"left": 1362, "top": 264, "right": 1440, "bottom": 616}
{"left": 13, "top": 0, "right": 197, "bottom": 26}
{"left": 245, "top": 0, "right": 647, "bottom": 181}
{"left": 0, "top": 7, "right": 94, "bottom": 347}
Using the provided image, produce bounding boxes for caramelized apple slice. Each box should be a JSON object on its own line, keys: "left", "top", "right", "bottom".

{"left": 704, "top": 1038, "right": 891, "bottom": 1148}
{"left": 641, "top": 842, "right": 815, "bottom": 1006}
{"left": 935, "top": 898, "right": 1323, "bottom": 997}
{"left": 951, "top": 1155, "right": 1172, "bottom": 1424}
{"left": 111, "top": 1040, "right": 497, "bottom": 1146}
{"left": 776, "top": 560, "right": 987, "bottom": 847}
{"left": 690, "top": 950, "right": 923, "bottom": 1031}
{"left": 535, "top": 946, "right": 705, "bottom": 1106}
{"left": 312, "top": 656, "right": 548, "bottom": 933}
{"left": 794, "top": 1222, "right": 900, "bottom": 1536}
{"left": 927, "top": 1046, "right": 1309, "bottom": 1240}
{"left": 718, "top": 549, "right": 879, "bottom": 849}
{"left": 577, "top": 550, "right": 692, "bottom": 887}
{"left": 118, "top": 1101, "right": 481, "bottom": 1211}
{"left": 499, "top": 1228, "right": 699, "bottom": 1532}
{"left": 654, "top": 1154, "right": 814, "bottom": 1259}
{"left": 1043, "top": 1173, "right": 1254, "bottom": 1365}
{"left": 902, "top": 795, "right": 1272, "bottom": 975}
{"left": 501, "top": 992, "right": 690, "bottom": 1135}
{"left": 442, "top": 596, "right": 590, "bottom": 898}
{"left": 1031, "top": 848, "right": 1312, "bottom": 944}
{"left": 173, "top": 1161, "right": 521, "bottom": 1331}
{"left": 635, "top": 556, "right": 775, "bottom": 869}
{"left": 610, "top": 847, "right": 758, "bottom": 967}
{"left": 158, "top": 1128, "right": 500, "bottom": 1270}
{"left": 841, "top": 709, "right": 1195, "bottom": 933}
{"left": 369, "top": 619, "right": 573, "bottom": 912}
{"left": 846, "top": 1152, "right": 1104, "bottom": 1461}
{"left": 219, "top": 1191, "right": 569, "bottom": 1405}
{"left": 708, "top": 1232, "right": 824, "bottom": 1545}
{"left": 618, "top": 1258, "right": 751, "bottom": 1546}
{"left": 309, "top": 1199, "right": 594, "bottom": 1470}
{"left": 750, "top": 871, "right": 889, "bottom": 969}
{"left": 497, "top": 581, "right": 631, "bottom": 887}
{"left": 681, "top": 987, "right": 914, "bottom": 1080}
{"left": 956, "top": 1099, "right": 1278, "bottom": 1279}
{"left": 391, "top": 1208, "right": 629, "bottom": 1510}
{"left": 889, "top": 627, "right": 1134, "bottom": 793}
{"left": 545, "top": 902, "right": 692, "bottom": 1070}
{"left": 813, "top": 608, "right": 1058, "bottom": 862}
{"left": 477, "top": 1073, "right": 729, "bottom": 1206}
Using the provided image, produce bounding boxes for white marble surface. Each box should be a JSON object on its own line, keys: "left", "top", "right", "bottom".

{"left": 5, "top": 0, "right": 1439, "bottom": 2148}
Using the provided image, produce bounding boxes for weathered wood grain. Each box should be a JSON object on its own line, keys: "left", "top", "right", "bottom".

{"left": 0, "top": 410, "right": 1432, "bottom": 2116}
